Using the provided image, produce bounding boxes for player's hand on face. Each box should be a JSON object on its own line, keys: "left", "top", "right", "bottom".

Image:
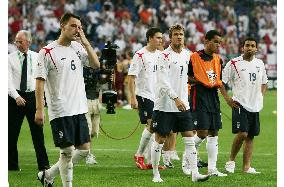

{"left": 174, "top": 98, "right": 186, "bottom": 112}
{"left": 34, "top": 109, "right": 45, "bottom": 126}
{"left": 16, "top": 96, "right": 26, "bottom": 106}
{"left": 77, "top": 27, "right": 89, "bottom": 47}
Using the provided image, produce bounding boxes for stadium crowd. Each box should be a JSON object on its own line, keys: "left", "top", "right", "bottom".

{"left": 8, "top": 0, "right": 277, "bottom": 106}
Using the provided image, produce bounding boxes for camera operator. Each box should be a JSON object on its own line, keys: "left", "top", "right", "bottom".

{"left": 83, "top": 48, "right": 116, "bottom": 164}
{"left": 83, "top": 64, "right": 102, "bottom": 165}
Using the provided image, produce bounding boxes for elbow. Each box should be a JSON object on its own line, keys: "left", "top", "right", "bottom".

{"left": 91, "top": 62, "right": 100, "bottom": 69}
{"left": 95, "top": 61, "right": 100, "bottom": 68}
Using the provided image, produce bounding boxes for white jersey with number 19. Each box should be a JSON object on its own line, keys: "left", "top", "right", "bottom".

{"left": 35, "top": 41, "right": 89, "bottom": 121}
{"left": 154, "top": 46, "right": 191, "bottom": 112}
{"left": 222, "top": 55, "right": 268, "bottom": 112}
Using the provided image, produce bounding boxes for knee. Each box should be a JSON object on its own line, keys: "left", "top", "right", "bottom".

{"left": 197, "top": 131, "right": 207, "bottom": 139}
{"left": 76, "top": 149, "right": 89, "bottom": 159}
{"left": 90, "top": 133, "right": 95, "bottom": 138}
{"left": 76, "top": 142, "right": 90, "bottom": 150}
{"left": 93, "top": 114, "right": 100, "bottom": 120}
{"left": 246, "top": 134, "right": 254, "bottom": 141}
{"left": 181, "top": 131, "right": 194, "bottom": 137}
{"left": 238, "top": 132, "right": 248, "bottom": 140}
{"left": 208, "top": 130, "right": 218, "bottom": 137}
{"left": 169, "top": 131, "right": 176, "bottom": 137}
{"left": 60, "top": 146, "right": 75, "bottom": 161}
{"left": 146, "top": 124, "right": 154, "bottom": 133}
{"left": 155, "top": 134, "right": 166, "bottom": 144}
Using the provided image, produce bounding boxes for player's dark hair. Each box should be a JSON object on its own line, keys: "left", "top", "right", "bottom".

{"left": 242, "top": 37, "right": 258, "bottom": 47}
{"left": 146, "top": 27, "right": 162, "bottom": 42}
{"left": 60, "top": 12, "right": 81, "bottom": 25}
{"left": 205, "top": 30, "right": 221, "bottom": 41}
{"left": 169, "top": 23, "right": 184, "bottom": 38}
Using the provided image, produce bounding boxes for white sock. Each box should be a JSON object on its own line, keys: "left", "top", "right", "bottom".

{"left": 194, "top": 134, "right": 205, "bottom": 150}
{"left": 151, "top": 140, "right": 164, "bottom": 176}
{"left": 183, "top": 137, "right": 198, "bottom": 174}
{"left": 169, "top": 150, "right": 175, "bottom": 157}
{"left": 145, "top": 134, "right": 155, "bottom": 164}
{"left": 162, "top": 150, "right": 171, "bottom": 162}
{"left": 206, "top": 136, "right": 218, "bottom": 170}
{"left": 163, "top": 150, "right": 171, "bottom": 156}
{"left": 72, "top": 149, "right": 89, "bottom": 164}
{"left": 136, "top": 128, "right": 152, "bottom": 156}
{"left": 46, "top": 161, "right": 60, "bottom": 179}
{"left": 46, "top": 149, "right": 89, "bottom": 180}
{"left": 59, "top": 147, "right": 74, "bottom": 187}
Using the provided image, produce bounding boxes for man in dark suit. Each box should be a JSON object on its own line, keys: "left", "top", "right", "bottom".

{"left": 8, "top": 30, "right": 50, "bottom": 171}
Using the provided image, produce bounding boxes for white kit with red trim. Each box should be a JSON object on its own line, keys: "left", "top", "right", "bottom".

{"left": 35, "top": 40, "right": 89, "bottom": 121}
{"left": 128, "top": 47, "right": 161, "bottom": 102}
{"left": 222, "top": 55, "right": 268, "bottom": 112}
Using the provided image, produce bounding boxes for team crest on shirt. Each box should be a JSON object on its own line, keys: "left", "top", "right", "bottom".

{"left": 162, "top": 52, "right": 170, "bottom": 61}
{"left": 206, "top": 70, "right": 217, "bottom": 83}
{"left": 76, "top": 51, "right": 81, "bottom": 59}
{"left": 152, "top": 122, "right": 157, "bottom": 128}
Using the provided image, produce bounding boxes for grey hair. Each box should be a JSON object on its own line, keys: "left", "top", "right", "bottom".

{"left": 17, "top": 30, "right": 32, "bottom": 42}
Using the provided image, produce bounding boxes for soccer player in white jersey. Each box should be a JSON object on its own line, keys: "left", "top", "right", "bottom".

{"left": 34, "top": 12, "right": 100, "bottom": 187}
{"left": 128, "top": 27, "right": 167, "bottom": 170}
{"left": 150, "top": 24, "right": 209, "bottom": 183}
{"left": 220, "top": 37, "right": 268, "bottom": 174}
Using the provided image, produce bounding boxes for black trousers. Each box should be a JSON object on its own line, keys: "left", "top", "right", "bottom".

{"left": 8, "top": 91, "right": 49, "bottom": 171}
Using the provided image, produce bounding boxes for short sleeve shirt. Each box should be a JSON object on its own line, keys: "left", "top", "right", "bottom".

{"left": 35, "top": 41, "right": 89, "bottom": 121}
{"left": 222, "top": 55, "right": 268, "bottom": 112}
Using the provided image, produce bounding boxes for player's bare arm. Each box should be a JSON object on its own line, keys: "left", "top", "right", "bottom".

{"left": 219, "top": 84, "right": 239, "bottom": 109}
{"left": 128, "top": 75, "right": 138, "bottom": 109}
{"left": 34, "top": 78, "right": 46, "bottom": 126}
{"left": 261, "top": 84, "right": 267, "bottom": 96}
{"left": 78, "top": 27, "right": 100, "bottom": 69}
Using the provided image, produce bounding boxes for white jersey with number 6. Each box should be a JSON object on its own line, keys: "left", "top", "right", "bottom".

{"left": 154, "top": 46, "right": 191, "bottom": 112}
{"left": 222, "top": 55, "right": 268, "bottom": 112}
{"left": 35, "top": 41, "right": 89, "bottom": 121}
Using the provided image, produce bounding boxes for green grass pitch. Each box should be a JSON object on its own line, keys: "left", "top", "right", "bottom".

{"left": 8, "top": 91, "right": 277, "bottom": 186}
